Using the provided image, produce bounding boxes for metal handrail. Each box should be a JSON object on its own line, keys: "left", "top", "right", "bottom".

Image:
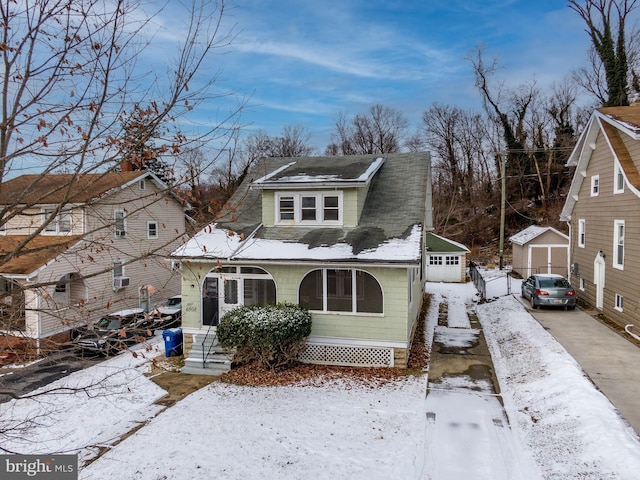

{"left": 201, "top": 318, "right": 217, "bottom": 368}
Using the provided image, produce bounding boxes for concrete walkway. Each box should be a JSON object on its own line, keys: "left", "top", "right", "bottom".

{"left": 517, "top": 297, "right": 640, "bottom": 436}
{"left": 423, "top": 298, "right": 540, "bottom": 479}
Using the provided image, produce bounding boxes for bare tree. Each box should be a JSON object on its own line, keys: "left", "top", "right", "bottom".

{"left": 0, "top": 0, "right": 243, "bottom": 362}
{"left": 569, "top": 0, "right": 639, "bottom": 106}
{"left": 326, "top": 104, "right": 408, "bottom": 155}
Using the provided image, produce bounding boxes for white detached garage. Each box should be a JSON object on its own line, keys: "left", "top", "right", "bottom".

{"left": 425, "top": 233, "right": 469, "bottom": 283}
{"left": 509, "top": 225, "right": 569, "bottom": 279}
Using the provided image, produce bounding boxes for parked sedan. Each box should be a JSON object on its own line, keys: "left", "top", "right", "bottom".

{"left": 521, "top": 274, "right": 577, "bottom": 310}
{"left": 150, "top": 295, "right": 182, "bottom": 329}
{"left": 72, "top": 308, "right": 154, "bottom": 355}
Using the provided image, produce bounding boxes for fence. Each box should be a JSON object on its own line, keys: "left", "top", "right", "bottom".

{"left": 469, "top": 261, "right": 512, "bottom": 300}
{"left": 469, "top": 261, "right": 486, "bottom": 300}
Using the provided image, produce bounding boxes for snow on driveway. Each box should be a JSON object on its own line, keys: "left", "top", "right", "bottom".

{"left": 2, "top": 272, "right": 640, "bottom": 479}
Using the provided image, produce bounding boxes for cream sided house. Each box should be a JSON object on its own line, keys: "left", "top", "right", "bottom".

{"left": 171, "top": 153, "right": 433, "bottom": 373}
{"left": 560, "top": 104, "right": 640, "bottom": 329}
{"left": 0, "top": 170, "right": 187, "bottom": 352}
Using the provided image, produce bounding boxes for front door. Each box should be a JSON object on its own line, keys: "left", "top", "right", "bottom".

{"left": 202, "top": 277, "right": 220, "bottom": 326}
{"left": 594, "top": 252, "right": 605, "bottom": 310}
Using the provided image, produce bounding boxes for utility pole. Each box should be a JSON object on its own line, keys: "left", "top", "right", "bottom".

{"left": 499, "top": 152, "right": 506, "bottom": 270}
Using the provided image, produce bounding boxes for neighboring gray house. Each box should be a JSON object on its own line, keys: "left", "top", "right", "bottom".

{"left": 171, "top": 153, "right": 433, "bottom": 373}
{"left": 560, "top": 105, "right": 640, "bottom": 328}
{"left": 509, "top": 225, "right": 569, "bottom": 279}
{"left": 0, "top": 170, "right": 186, "bottom": 351}
{"left": 424, "top": 232, "right": 469, "bottom": 283}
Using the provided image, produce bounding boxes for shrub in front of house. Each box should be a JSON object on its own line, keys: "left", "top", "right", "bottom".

{"left": 215, "top": 302, "right": 312, "bottom": 371}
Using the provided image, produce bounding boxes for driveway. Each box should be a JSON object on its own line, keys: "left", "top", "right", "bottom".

{"left": 516, "top": 295, "right": 640, "bottom": 435}
{"left": 0, "top": 351, "right": 102, "bottom": 403}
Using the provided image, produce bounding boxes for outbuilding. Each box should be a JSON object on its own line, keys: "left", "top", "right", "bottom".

{"left": 509, "top": 225, "right": 569, "bottom": 279}
{"left": 424, "top": 233, "right": 469, "bottom": 283}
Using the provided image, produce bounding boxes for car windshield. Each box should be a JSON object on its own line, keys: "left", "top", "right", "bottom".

{"left": 538, "top": 277, "right": 570, "bottom": 288}
{"left": 95, "top": 317, "right": 121, "bottom": 330}
{"left": 165, "top": 297, "right": 181, "bottom": 307}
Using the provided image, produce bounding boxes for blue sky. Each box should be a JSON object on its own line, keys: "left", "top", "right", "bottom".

{"left": 161, "top": 0, "right": 594, "bottom": 152}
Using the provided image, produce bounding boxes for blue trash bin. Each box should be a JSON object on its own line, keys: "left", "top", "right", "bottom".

{"left": 163, "top": 328, "right": 183, "bottom": 357}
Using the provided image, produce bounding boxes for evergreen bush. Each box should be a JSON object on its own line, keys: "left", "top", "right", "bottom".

{"left": 216, "top": 302, "right": 312, "bottom": 371}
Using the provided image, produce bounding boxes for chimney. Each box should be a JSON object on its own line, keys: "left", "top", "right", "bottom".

{"left": 121, "top": 159, "right": 133, "bottom": 172}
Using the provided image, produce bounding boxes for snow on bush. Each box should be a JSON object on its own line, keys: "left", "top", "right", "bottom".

{"left": 216, "top": 302, "right": 312, "bottom": 371}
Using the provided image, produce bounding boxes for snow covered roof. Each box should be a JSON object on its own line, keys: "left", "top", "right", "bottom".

{"left": 509, "top": 225, "right": 568, "bottom": 246}
{"left": 252, "top": 156, "right": 385, "bottom": 189}
{"left": 172, "top": 153, "right": 432, "bottom": 264}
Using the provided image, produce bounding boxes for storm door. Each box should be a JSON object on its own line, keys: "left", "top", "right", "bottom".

{"left": 202, "top": 277, "right": 220, "bottom": 326}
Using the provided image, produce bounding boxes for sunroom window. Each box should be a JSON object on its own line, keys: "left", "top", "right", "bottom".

{"left": 299, "top": 268, "right": 383, "bottom": 314}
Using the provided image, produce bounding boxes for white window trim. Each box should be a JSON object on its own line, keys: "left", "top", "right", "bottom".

{"left": 613, "top": 219, "right": 625, "bottom": 270}
{"left": 114, "top": 209, "right": 126, "bottom": 238}
{"left": 42, "top": 207, "right": 72, "bottom": 235}
{"left": 590, "top": 175, "right": 599, "bottom": 196}
{"left": 614, "top": 162, "right": 625, "bottom": 194}
{"left": 300, "top": 268, "right": 384, "bottom": 316}
{"left": 147, "top": 220, "right": 158, "bottom": 239}
{"left": 113, "top": 260, "right": 125, "bottom": 279}
{"left": 615, "top": 293, "right": 624, "bottom": 312}
{"left": 275, "top": 191, "right": 343, "bottom": 226}
{"left": 578, "top": 219, "right": 586, "bottom": 248}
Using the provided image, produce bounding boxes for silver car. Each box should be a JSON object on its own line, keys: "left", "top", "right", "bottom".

{"left": 521, "top": 274, "right": 577, "bottom": 310}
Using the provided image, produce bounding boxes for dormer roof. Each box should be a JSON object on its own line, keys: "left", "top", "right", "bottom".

{"left": 252, "top": 156, "right": 385, "bottom": 189}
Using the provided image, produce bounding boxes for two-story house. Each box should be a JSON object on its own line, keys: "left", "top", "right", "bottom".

{"left": 0, "top": 170, "right": 187, "bottom": 353}
{"left": 560, "top": 104, "right": 640, "bottom": 328}
{"left": 172, "top": 153, "right": 433, "bottom": 373}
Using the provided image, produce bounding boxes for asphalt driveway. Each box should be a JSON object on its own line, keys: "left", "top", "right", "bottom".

{"left": 516, "top": 295, "right": 640, "bottom": 436}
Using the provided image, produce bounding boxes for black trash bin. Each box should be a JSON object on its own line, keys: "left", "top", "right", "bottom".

{"left": 163, "top": 328, "right": 183, "bottom": 357}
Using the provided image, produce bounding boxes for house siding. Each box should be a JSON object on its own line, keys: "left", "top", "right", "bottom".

{"left": 568, "top": 128, "right": 640, "bottom": 328}
{"left": 262, "top": 188, "right": 361, "bottom": 227}
{"left": 180, "top": 262, "right": 416, "bottom": 344}
{"left": 3, "top": 176, "right": 185, "bottom": 338}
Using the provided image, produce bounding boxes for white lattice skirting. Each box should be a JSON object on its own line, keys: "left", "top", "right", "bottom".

{"left": 298, "top": 343, "right": 394, "bottom": 367}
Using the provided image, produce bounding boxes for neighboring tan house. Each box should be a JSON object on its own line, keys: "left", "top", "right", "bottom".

{"left": 424, "top": 232, "right": 469, "bottom": 282}
{"left": 509, "top": 225, "right": 569, "bottom": 279}
{"left": 560, "top": 104, "right": 640, "bottom": 328}
{"left": 171, "top": 153, "right": 433, "bottom": 373}
{"left": 0, "top": 170, "right": 187, "bottom": 351}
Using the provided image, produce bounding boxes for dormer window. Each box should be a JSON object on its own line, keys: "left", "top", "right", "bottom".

{"left": 276, "top": 192, "right": 342, "bottom": 225}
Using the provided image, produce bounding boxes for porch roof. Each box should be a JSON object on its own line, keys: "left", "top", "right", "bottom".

{"left": 0, "top": 235, "right": 82, "bottom": 276}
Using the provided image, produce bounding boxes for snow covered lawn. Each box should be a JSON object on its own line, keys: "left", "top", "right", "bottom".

{"left": 2, "top": 273, "right": 640, "bottom": 479}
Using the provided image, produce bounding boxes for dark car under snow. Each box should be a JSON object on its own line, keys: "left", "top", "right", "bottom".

{"left": 71, "top": 309, "right": 155, "bottom": 355}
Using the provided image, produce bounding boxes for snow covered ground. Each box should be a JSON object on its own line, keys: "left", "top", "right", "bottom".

{"left": 1, "top": 269, "right": 640, "bottom": 479}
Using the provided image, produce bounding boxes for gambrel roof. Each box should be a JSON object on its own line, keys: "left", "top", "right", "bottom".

{"left": 560, "top": 105, "right": 640, "bottom": 221}
{"left": 173, "top": 153, "right": 432, "bottom": 265}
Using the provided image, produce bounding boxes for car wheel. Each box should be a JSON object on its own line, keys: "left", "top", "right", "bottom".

{"left": 568, "top": 305, "right": 576, "bottom": 311}
{"left": 531, "top": 297, "right": 538, "bottom": 309}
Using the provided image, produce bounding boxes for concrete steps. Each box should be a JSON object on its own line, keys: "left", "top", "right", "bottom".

{"left": 181, "top": 333, "right": 232, "bottom": 376}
